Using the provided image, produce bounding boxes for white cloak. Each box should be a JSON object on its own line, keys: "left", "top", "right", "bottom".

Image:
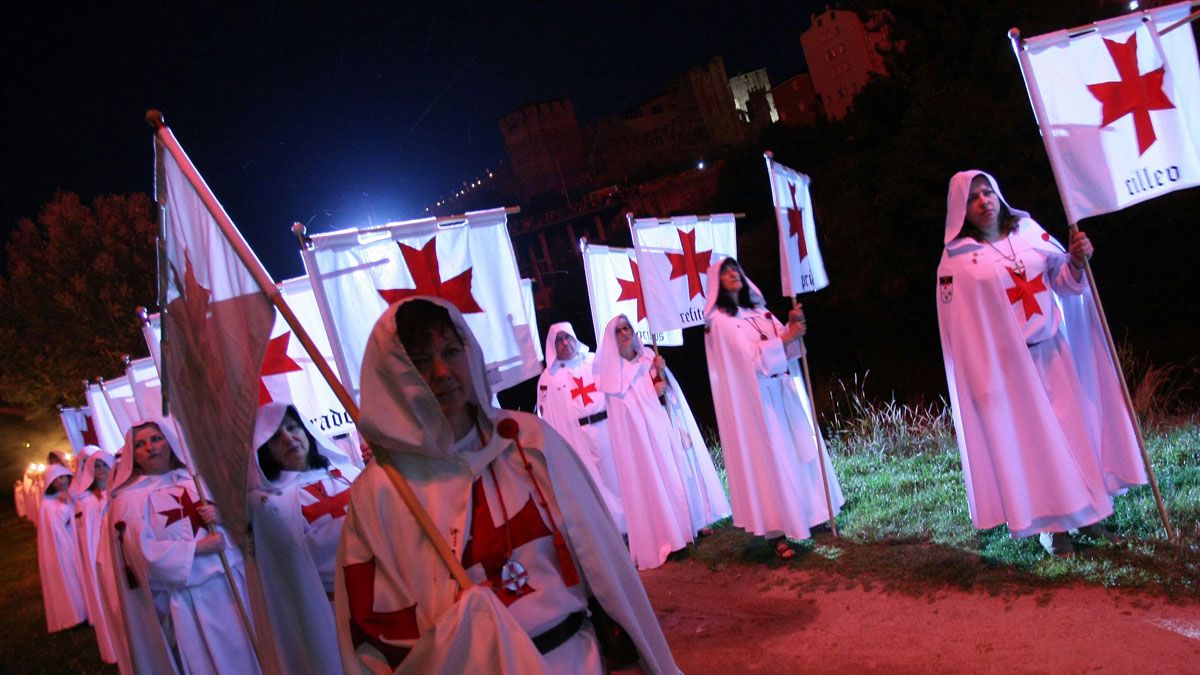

{"left": 937, "top": 170, "right": 1146, "bottom": 536}
{"left": 37, "top": 465, "right": 89, "bottom": 632}
{"left": 703, "top": 261, "right": 844, "bottom": 539}
{"left": 76, "top": 488, "right": 120, "bottom": 663}
{"left": 336, "top": 298, "right": 679, "bottom": 674}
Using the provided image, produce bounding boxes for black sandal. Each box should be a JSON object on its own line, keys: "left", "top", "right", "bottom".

{"left": 771, "top": 537, "right": 797, "bottom": 560}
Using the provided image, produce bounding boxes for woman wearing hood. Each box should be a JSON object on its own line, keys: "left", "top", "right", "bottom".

{"left": 106, "top": 420, "right": 261, "bottom": 675}
{"left": 70, "top": 449, "right": 121, "bottom": 664}
{"left": 335, "top": 297, "right": 678, "bottom": 674}
{"left": 703, "top": 258, "right": 844, "bottom": 559}
{"left": 247, "top": 401, "right": 360, "bottom": 675}
{"left": 37, "top": 463, "right": 89, "bottom": 632}
{"left": 535, "top": 322, "right": 626, "bottom": 533}
{"left": 937, "top": 170, "right": 1145, "bottom": 556}
{"left": 593, "top": 314, "right": 730, "bottom": 570}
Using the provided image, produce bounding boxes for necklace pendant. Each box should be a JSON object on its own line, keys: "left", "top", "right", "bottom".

{"left": 500, "top": 559, "right": 529, "bottom": 594}
{"left": 1012, "top": 259, "right": 1026, "bottom": 277}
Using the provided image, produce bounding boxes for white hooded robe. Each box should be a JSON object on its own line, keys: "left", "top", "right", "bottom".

{"left": 37, "top": 464, "right": 89, "bottom": 633}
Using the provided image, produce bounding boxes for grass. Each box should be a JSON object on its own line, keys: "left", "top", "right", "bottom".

{"left": 686, "top": 377, "right": 1200, "bottom": 600}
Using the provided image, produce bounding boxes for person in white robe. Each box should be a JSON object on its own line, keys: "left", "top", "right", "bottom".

{"left": 335, "top": 297, "right": 679, "bottom": 674}
{"left": 535, "top": 322, "right": 626, "bottom": 533}
{"left": 247, "top": 401, "right": 361, "bottom": 675}
{"left": 70, "top": 449, "right": 121, "bottom": 664}
{"left": 593, "top": 314, "right": 730, "bottom": 570}
{"left": 107, "top": 420, "right": 262, "bottom": 675}
{"left": 37, "top": 464, "right": 89, "bottom": 632}
{"left": 937, "top": 170, "right": 1146, "bottom": 556}
{"left": 703, "top": 258, "right": 844, "bottom": 559}
{"left": 14, "top": 480, "right": 27, "bottom": 521}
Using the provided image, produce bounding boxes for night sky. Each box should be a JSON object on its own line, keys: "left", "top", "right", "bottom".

{"left": 4, "top": 2, "right": 827, "bottom": 280}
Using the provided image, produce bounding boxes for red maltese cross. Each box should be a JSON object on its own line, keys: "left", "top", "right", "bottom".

{"left": 157, "top": 488, "right": 208, "bottom": 537}
{"left": 344, "top": 558, "right": 419, "bottom": 669}
{"left": 258, "top": 332, "right": 303, "bottom": 406}
{"left": 301, "top": 481, "right": 350, "bottom": 523}
{"left": 1086, "top": 33, "right": 1175, "bottom": 155}
{"left": 377, "top": 239, "right": 484, "bottom": 314}
{"left": 460, "top": 478, "right": 552, "bottom": 607}
{"left": 665, "top": 228, "right": 712, "bottom": 300}
{"left": 787, "top": 182, "right": 808, "bottom": 262}
{"left": 1005, "top": 267, "right": 1047, "bottom": 321}
{"left": 615, "top": 259, "right": 647, "bottom": 322}
{"left": 570, "top": 377, "right": 598, "bottom": 406}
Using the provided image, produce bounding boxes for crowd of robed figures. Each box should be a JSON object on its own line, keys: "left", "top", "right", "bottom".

{"left": 16, "top": 170, "right": 1150, "bottom": 674}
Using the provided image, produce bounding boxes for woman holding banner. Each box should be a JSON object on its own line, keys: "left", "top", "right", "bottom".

{"left": 936, "top": 170, "right": 1146, "bottom": 557}
{"left": 703, "top": 258, "right": 843, "bottom": 559}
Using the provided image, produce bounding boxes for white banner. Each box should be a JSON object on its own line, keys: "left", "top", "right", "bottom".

{"left": 1017, "top": 2, "right": 1200, "bottom": 221}
{"left": 630, "top": 214, "right": 737, "bottom": 332}
{"left": 766, "top": 158, "right": 829, "bottom": 295}
{"left": 301, "top": 208, "right": 532, "bottom": 401}
{"left": 84, "top": 382, "right": 124, "bottom": 453}
{"left": 581, "top": 240, "right": 683, "bottom": 348}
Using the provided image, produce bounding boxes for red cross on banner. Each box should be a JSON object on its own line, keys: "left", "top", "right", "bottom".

{"left": 344, "top": 558, "right": 419, "bottom": 669}
{"left": 787, "top": 182, "right": 808, "bottom": 262}
{"left": 258, "top": 332, "right": 303, "bottom": 405}
{"left": 377, "top": 239, "right": 484, "bottom": 314}
{"left": 300, "top": 481, "right": 350, "bottom": 523}
{"left": 665, "top": 229, "right": 712, "bottom": 300}
{"left": 81, "top": 414, "right": 100, "bottom": 447}
{"left": 614, "top": 259, "right": 648, "bottom": 322}
{"left": 1087, "top": 33, "right": 1175, "bottom": 156}
{"left": 157, "top": 487, "right": 208, "bottom": 537}
{"left": 460, "top": 478, "right": 552, "bottom": 607}
{"left": 1005, "top": 268, "right": 1047, "bottom": 321}
{"left": 569, "top": 377, "right": 598, "bottom": 406}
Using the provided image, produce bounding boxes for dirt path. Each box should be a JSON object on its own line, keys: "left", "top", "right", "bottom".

{"left": 640, "top": 559, "right": 1200, "bottom": 674}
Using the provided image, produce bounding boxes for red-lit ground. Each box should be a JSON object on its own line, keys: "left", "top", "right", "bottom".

{"left": 641, "top": 558, "right": 1200, "bottom": 673}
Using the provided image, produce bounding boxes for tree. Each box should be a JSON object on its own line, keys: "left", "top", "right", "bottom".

{"left": 0, "top": 192, "right": 158, "bottom": 408}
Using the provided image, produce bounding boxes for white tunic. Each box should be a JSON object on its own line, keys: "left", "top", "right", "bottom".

{"left": 76, "top": 491, "right": 120, "bottom": 663}
{"left": 704, "top": 306, "right": 843, "bottom": 539}
{"left": 38, "top": 489, "right": 89, "bottom": 632}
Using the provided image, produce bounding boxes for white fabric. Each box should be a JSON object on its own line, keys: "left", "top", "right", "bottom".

{"left": 87, "top": 383, "right": 126, "bottom": 454}
{"left": 580, "top": 240, "right": 683, "bottom": 347}
{"left": 69, "top": 445, "right": 105, "bottom": 498}
{"left": 74, "top": 453, "right": 121, "bottom": 664}
{"left": 703, "top": 261, "right": 844, "bottom": 539}
{"left": 108, "top": 422, "right": 260, "bottom": 675}
{"left": 336, "top": 297, "right": 679, "bottom": 674}
{"left": 937, "top": 171, "right": 1146, "bottom": 536}
{"left": 630, "top": 215, "right": 738, "bottom": 332}
{"left": 659, "top": 366, "right": 732, "bottom": 532}
{"left": 767, "top": 158, "right": 829, "bottom": 294}
{"left": 536, "top": 323, "right": 626, "bottom": 532}
{"left": 1017, "top": 2, "right": 1200, "bottom": 222}
{"left": 247, "top": 401, "right": 360, "bottom": 675}
{"left": 38, "top": 465, "right": 89, "bottom": 633}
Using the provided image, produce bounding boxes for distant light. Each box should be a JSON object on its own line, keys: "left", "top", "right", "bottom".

{"left": 1128, "top": 0, "right": 1138, "bottom": 9}
{"left": 697, "top": 160, "right": 706, "bottom": 170}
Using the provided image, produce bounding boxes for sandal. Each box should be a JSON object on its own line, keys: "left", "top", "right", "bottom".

{"left": 698, "top": 527, "right": 715, "bottom": 537}
{"left": 771, "top": 537, "right": 797, "bottom": 560}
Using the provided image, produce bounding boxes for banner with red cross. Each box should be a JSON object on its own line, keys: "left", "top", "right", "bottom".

{"left": 766, "top": 157, "right": 829, "bottom": 296}
{"left": 580, "top": 239, "right": 683, "bottom": 348}
{"left": 58, "top": 405, "right": 101, "bottom": 454}
{"left": 1016, "top": 1, "right": 1200, "bottom": 222}
{"left": 300, "top": 208, "right": 536, "bottom": 401}
{"left": 629, "top": 214, "right": 737, "bottom": 333}
{"left": 84, "top": 381, "right": 125, "bottom": 454}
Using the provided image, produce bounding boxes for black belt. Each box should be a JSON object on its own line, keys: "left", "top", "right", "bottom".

{"left": 578, "top": 410, "right": 608, "bottom": 426}
{"left": 532, "top": 610, "right": 586, "bottom": 654}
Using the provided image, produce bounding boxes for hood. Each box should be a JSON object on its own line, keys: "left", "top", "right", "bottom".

{"left": 69, "top": 450, "right": 115, "bottom": 498}
{"left": 703, "top": 258, "right": 765, "bottom": 319}
{"left": 109, "top": 419, "right": 190, "bottom": 495}
{"left": 358, "top": 296, "right": 496, "bottom": 461}
{"left": 593, "top": 314, "right": 646, "bottom": 395}
{"left": 47, "top": 449, "right": 70, "bottom": 466}
{"left": 248, "top": 401, "right": 359, "bottom": 495}
{"left": 543, "top": 321, "right": 591, "bottom": 372}
{"left": 944, "top": 170, "right": 1030, "bottom": 245}
{"left": 43, "top": 464, "right": 73, "bottom": 495}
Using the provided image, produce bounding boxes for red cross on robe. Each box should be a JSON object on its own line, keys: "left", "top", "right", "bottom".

{"left": 1005, "top": 267, "right": 1047, "bottom": 321}
{"left": 157, "top": 487, "right": 208, "bottom": 537}
{"left": 344, "top": 558, "right": 419, "bottom": 669}
{"left": 1086, "top": 33, "right": 1175, "bottom": 155}
{"left": 665, "top": 228, "right": 712, "bottom": 300}
{"left": 460, "top": 478, "right": 552, "bottom": 607}
{"left": 615, "top": 259, "right": 648, "bottom": 322}
{"left": 787, "top": 181, "right": 808, "bottom": 262}
{"left": 377, "top": 239, "right": 484, "bottom": 314}
{"left": 301, "top": 480, "right": 350, "bottom": 523}
{"left": 258, "top": 332, "right": 303, "bottom": 405}
{"left": 569, "top": 377, "right": 598, "bottom": 406}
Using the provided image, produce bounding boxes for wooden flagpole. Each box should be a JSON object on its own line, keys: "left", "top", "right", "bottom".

{"left": 764, "top": 151, "right": 839, "bottom": 537}
{"left": 1008, "top": 32, "right": 1174, "bottom": 539}
{"left": 146, "top": 110, "right": 473, "bottom": 592}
